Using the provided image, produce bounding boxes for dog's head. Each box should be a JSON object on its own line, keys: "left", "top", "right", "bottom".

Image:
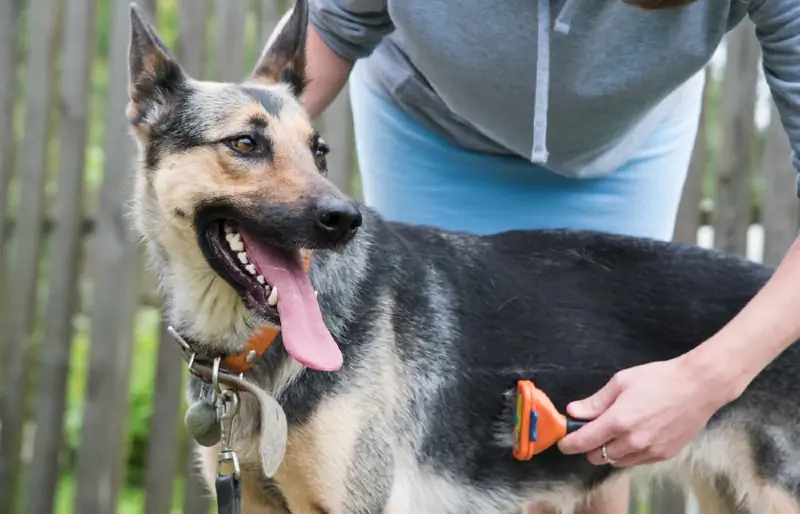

{"left": 127, "top": 0, "right": 354, "bottom": 371}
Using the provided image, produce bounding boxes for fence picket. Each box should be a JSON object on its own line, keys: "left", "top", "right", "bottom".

{"left": 144, "top": 320, "right": 186, "bottom": 514}
{"left": 713, "top": 21, "right": 761, "bottom": 255}
{"left": 22, "top": 0, "right": 96, "bottom": 512}
{"left": 0, "top": 0, "right": 62, "bottom": 510}
{"left": 212, "top": 0, "right": 248, "bottom": 81}
{"left": 72, "top": 0, "right": 142, "bottom": 512}
{"left": 673, "top": 68, "right": 711, "bottom": 245}
{"left": 0, "top": 0, "right": 23, "bottom": 367}
{"left": 761, "top": 100, "right": 800, "bottom": 266}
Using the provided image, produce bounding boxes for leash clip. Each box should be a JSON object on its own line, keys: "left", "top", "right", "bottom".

{"left": 215, "top": 388, "right": 242, "bottom": 514}
{"left": 216, "top": 388, "right": 240, "bottom": 478}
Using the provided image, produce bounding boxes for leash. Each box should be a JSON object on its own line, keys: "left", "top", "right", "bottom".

{"left": 170, "top": 252, "right": 312, "bottom": 514}
{"left": 512, "top": 379, "right": 588, "bottom": 459}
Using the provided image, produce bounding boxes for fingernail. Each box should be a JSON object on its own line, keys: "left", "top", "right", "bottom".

{"left": 567, "top": 402, "right": 584, "bottom": 417}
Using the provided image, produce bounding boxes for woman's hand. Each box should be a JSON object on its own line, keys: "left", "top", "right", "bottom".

{"left": 559, "top": 236, "right": 800, "bottom": 467}
{"left": 557, "top": 354, "right": 739, "bottom": 467}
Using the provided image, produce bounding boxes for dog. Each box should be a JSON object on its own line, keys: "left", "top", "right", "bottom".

{"left": 125, "top": 1, "right": 800, "bottom": 512}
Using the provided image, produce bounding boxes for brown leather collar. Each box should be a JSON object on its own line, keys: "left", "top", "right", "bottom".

{"left": 171, "top": 251, "right": 312, "bottom": 381}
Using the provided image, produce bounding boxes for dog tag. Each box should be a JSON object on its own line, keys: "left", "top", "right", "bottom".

{"left": 223, "top": 375, "right": 288, "bottom": 477}
{"left": 203, "top": 370, "right": 288, "bottom": 477}
{"left": 254, "top": 389, "right": 288, "bottom": 477}
{"left": 185, "top": 399, "right": 222, "bottom": 447}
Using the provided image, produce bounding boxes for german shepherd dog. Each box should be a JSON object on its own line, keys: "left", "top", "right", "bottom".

{"left": 126, "top": 1, "right": 800, "bottom": 512}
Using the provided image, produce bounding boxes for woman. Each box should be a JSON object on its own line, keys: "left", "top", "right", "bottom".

{"left": 299, "top": 0, "right": 800, "bottom": 512}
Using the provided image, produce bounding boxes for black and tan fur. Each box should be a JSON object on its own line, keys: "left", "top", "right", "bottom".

{"left": 126, "top": 2, "right": 800, "bottom": 513}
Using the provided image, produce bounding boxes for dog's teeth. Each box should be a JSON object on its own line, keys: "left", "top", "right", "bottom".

{"left": 256, "top": 275, "right": 266, "bottom": 284}
{"left": 237, "top": 252, "right": 248, "bottom": 264}
{"left": 267, "top": 287, "right": 278, "bottom": 306}
{"left": 315, "top": 290, "right": 319, "bottom": 297}
{"left": 245, "top": 264, "right": 256, "bottom": 275}
{"left": 226, "top": 233, "right": 244, "bottom": 252}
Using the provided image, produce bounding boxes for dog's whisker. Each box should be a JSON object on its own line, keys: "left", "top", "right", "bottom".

{"left": 152, "top": 212, "right": 179, "bottom": 239}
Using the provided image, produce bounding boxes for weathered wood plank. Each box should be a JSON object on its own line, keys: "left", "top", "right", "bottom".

{"left": 319, "top": 85, "right": 355, "bottom": 195}
{"left": 177, "top": 0, "right": 209, "bottom": 79}
{"left": 713, "top": 21, "right": 761, "bottom": 256}
{"left": 0, "top": 0, "right": 62, "bottom": 510}
{"left": 761, "top": 99, "right": 800, "bottom": 267}
{"left": 72, "top": 0, "right": 142, "bottom": 512}
{"left": 673, "top": 68, "right": 711, "bottom": 245}
{"left": 0, "top": 0, "right": 23, "bottom": 367}
{"left": 259, "top": 0, "right": 281, "bottom": 47}
{"left": 0, "top": 0, "right": 22, "bottom": 247}
{"left": 144, "top": 317, "right": 185, "bottom": 514}
{"left": 212, "top": 0, "right": 248, "bottom": 81}
{"left": 23, "top": 0, "right": 96, "bottom": 512}
{"left": 182, "top": 440, "right": 212, "bottom": 514}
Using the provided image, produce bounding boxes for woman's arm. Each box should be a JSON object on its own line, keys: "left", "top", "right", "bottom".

{"left": 557, "top": 236, "right": 800, "bottom": 467}
{"left": 302, "top": 0, "right": 394, "bottom": 118}
{"left": 559, "top": 0, "right": 800, "bottom": 466}
{"left": 302, "top": 25, "right": 354, "bottom": 119}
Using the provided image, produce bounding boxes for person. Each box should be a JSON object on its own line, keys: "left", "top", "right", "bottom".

{"left": 299, "top": 0, "right": 800, "bottom": 512}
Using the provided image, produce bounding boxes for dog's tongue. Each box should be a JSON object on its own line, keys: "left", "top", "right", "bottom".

{"left": 238, "top": 232, "right": 342, "bottom": 371}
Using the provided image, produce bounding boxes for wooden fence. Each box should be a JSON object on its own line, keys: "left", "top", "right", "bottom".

{"left": 0, "top": 0, "right": 797, "bottom": 513}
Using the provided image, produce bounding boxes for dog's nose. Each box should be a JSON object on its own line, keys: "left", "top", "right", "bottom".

{"left": 314, "top": 197, "right": 362, "bottom": 244}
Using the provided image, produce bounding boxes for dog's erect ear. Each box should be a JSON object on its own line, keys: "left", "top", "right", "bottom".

{"left": 249, "top": 0, "right": 308, "bottom": 96}
{"left": 127, "top": 3, "right": 186, "bottom": 126}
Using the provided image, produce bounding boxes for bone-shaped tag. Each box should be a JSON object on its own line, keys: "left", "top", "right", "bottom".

{"left": 223, "top": 373, "right": 288, "bottom": 477}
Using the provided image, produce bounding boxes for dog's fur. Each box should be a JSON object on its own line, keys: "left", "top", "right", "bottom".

{"left": 125, "top": 2, "right": 800, "bottom": 513}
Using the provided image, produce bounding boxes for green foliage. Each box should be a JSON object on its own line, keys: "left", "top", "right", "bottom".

{"left": 55, "top": 471, "right": 189, "bottom": 514}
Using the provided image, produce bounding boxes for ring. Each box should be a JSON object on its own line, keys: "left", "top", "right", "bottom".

{"left": 601, "top": 444, "right": 616, "bottom": 465}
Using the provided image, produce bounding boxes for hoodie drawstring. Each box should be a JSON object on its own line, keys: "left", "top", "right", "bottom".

{"left": 530, "top": 0, "right": 576, "bottom": 164}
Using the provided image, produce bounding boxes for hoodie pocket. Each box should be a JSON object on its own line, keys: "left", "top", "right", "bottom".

{"left": 389, "top": 71, "right": 513, "bottom": 156}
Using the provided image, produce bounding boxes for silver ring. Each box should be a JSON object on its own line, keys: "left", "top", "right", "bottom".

{"left": 601, "top": 444, "right": 616, "bottom": 465}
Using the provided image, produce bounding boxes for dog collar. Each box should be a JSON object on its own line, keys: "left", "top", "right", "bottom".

{"left": 171, "top": 251, "right": 312, "bottom": 379}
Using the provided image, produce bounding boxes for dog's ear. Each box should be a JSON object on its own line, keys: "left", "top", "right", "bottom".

{"left": 127, "top": 3, "right": 187, "bottom": 126}
{"left": 249, "top": 0, "right": 308, "bottom": 96}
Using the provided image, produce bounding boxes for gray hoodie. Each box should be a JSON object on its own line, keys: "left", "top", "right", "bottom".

{"left": 309, "top": 0, "right": 800, "bottom": 196}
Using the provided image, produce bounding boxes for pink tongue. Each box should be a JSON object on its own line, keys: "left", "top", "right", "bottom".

{"left": 238, "top": 232, "right": 343, "bottom": 371}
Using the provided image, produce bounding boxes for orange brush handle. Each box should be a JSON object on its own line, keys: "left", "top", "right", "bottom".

{"left": 512, "top": 380, "right": 587, "bottom": 460}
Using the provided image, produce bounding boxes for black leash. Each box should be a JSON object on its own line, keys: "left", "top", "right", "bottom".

{"left": 216, "top": 473, "right": 242, "bottom": 514}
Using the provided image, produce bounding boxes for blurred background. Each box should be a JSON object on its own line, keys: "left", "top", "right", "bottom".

{"left": 0, "top": 0, "right": 797, "bottom": 513}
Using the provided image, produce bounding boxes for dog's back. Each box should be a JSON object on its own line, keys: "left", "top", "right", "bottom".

{"left": 321, "top": 213, "right": 798, "bottom": 512}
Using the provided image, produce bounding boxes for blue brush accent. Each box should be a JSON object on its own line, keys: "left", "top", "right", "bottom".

{"left": 529, "top": 411, "right": 539, "bottom": 442}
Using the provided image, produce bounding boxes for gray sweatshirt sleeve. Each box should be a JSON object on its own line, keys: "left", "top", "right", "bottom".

{"left": 309, "top": 0, "right": 394, "bottom": 61}
{"left": 748, "top": 0, "right": 800, "bottom": 196}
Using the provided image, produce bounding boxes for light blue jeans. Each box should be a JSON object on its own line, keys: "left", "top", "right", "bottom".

{"left": 349, "top": 64, "right": 704, "bottom": 241}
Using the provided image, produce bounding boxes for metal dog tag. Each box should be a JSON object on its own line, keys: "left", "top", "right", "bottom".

{"left": 185, "top": 399, "right": 222, "bottom": 447}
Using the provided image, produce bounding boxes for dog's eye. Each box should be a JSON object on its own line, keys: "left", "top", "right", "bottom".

{"left": 313, "top": 137, "right": 331, "bottom": 173}
{"left": 314, "top": 137, "right": 330, "bottom": 157}
{"left": 227, "top": 135, "right": 259, "bottom": 155}
{"left": 312, "top": 137, "right": 330, "bottom": 172}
